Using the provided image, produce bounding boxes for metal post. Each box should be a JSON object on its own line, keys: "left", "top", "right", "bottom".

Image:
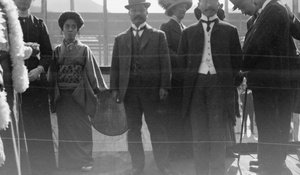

{"left": 41, "top": 0, "right": 47, "bottom": 23}
{"left": 224, "top": 0, "right": 229, "bottom": 19}
{"left": 70, "top": 0, "right": 74, "bottom": 11}
{"left": 103, "top": 0, "right": 108, "bottom": 66}
{"left": 293, "top": 0, "right": 298, "bottom": 15}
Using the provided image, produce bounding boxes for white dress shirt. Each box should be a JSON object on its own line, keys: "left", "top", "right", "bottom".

{"left": 198, "top": 14, "right": 218, "bottom": 74}
{"left": 131, "top": 22, "right": 146, "bottom": 37}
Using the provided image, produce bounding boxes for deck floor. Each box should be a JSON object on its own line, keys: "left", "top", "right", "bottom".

{"left": 50, "top": 104, "right": 300, "bottom": 175}
{"left": 52, "top": 151, "right": 300, "bottom": 175}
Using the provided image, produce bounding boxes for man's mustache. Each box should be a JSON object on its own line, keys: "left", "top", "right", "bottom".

{"left": 133, "top": 15, "right": 145, "bottom": 20}
{"left": 204, "top": 7, "right": 216, "bottom": 13}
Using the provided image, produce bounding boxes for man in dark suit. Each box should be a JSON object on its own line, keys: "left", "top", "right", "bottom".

{"left": 286, "top": 4, "right": 300, "bottom": 116}
{"left": 241, "top": 0, "right": 292, "bottom": 174}
{"left": 13, "top": 0, "right": 56, "bottom": 174}
{"left": 110, "top": 0, "right": 174, "bottom": 175}
{"left": 158, "top": 0, "right": 193, "bottom": 160}
{"left": 231, "top": 0, "right": 300, "bottom": 173}
{"left": 177, "top": 0, "right": 242, "bottom": 174}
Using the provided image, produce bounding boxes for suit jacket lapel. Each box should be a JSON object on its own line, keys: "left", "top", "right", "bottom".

{"left": 211, "top": 19, "right": 220, "bottom": 34}
{"left": 254, "top": 1, "right": 276, "bottom": 28}
{"left": 192, "top": 22, "right": 205, "bottom": 70}
{"left": 121, "top": 28, "right": 132, "bottom": 68}
{"left": 140, "top": 24, "right": 151, "bottom": 50}
{"left": 169, "top": 19, "right": 182, "bottom": 35}
{"left": 124, "top": 28, "right": 132, "bottom": 50}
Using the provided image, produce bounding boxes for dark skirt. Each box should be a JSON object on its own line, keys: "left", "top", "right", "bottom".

{"left": 56, "top": 89, "right": 94, "bottom": 169}
{"left": 22, "top": 77, "right": 56, "bottom": 174}
{"left": 0, "top": 56, "right": 31, "bottom": 175}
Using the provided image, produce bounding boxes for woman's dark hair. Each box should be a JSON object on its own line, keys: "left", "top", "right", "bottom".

{"left": 194, "top": 5, "right": 226, "bottom": 21}
{"left": 58, "top": 11, "right": 84, "bottom": 30}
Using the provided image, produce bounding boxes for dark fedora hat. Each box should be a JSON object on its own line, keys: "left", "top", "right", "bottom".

{"left": 229, "top": 0, "right": 242, "bottom": 11}
{"left": 125, "top": 0, "right": 151, "bottom": 10}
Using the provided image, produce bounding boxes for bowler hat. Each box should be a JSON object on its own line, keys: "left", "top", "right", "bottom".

{"left": 158, "top": 0, "right": 193, "bottom": 16}
{"left": 125, "top": 0, "right": 151, "bottom": 10}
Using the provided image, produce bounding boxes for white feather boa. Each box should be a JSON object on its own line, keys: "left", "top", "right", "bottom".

{"left": 2, "top": 0, "right": 30, "bottom": 93}
{"left": 0, "top": 0, "right": 32, "bottom": 167}
{"left": 0, "top": 0, "right": 31, "bottom": 131}
{"left": 0, "top": 0, "right": 32, "bottom": 166}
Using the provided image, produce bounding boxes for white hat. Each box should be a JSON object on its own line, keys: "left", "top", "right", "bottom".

{"left": 158, "top": 0, "right": 193, "bottom": 16}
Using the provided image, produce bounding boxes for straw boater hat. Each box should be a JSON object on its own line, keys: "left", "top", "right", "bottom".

{"left": 125, "top": 0, "right": 151, "bottom": 10}
{"left": 158, "top": 0, "right": 193, "bottom": 16}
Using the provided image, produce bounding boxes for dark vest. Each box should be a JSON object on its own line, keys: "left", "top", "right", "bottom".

{"left": 131, "top": 31, "right": 142, "bottom": 73}
{"left": 129, "top": 31, "right": 143, "bottom": 87}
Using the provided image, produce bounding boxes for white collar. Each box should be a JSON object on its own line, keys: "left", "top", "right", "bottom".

{"left": 200, "top": 14, "right": 218, "bottom": 21}
{"left": 171, "top": 16, "right": 182, "bottom": 24}
{"left": 131, "top": 22, "right": 147, "bottom": 30}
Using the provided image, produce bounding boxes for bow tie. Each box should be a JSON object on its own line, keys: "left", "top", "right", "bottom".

{"left": 200, "top": 19, "right": 218, "bottom": 32}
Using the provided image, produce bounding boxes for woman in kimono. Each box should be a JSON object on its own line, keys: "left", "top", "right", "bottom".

{"left": 48, "top": 11, "right": 107, "bottom": 172}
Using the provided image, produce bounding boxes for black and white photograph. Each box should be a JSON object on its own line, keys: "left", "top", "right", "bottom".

{"left": 0, "top": 0, "right": 300, "bottom": 174}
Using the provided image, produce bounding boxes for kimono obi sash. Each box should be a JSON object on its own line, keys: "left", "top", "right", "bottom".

{"left": 58, "top": 64, "right": 83, "bottom": 84}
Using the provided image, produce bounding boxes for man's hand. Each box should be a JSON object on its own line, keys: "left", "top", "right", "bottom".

{"left": 159, "top": 88, "right": 168, "bottom": 100}
{"left": 28, "top": 66, "right": 43, "bottom": 82}
{"left": 111, "top": 90, "right": 120, "bottom": 103}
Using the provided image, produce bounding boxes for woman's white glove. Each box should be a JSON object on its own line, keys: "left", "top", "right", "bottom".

{"left": 28, "top": 66, "right": 44, "bottom": 82}
{"left": 23, "top": 46, "right": 32, "bottom": 60}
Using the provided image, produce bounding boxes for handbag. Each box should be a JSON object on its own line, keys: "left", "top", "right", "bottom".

{"left": 72, "top": 72, "right": 98, "bottom": 118}
{"left": 91, "top": 90, "right": 128, "bottom": 136}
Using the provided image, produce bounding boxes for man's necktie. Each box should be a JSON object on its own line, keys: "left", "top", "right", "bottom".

{"left": 133, "top": 25, "right": 146, "bottom": 41}
{"left": 200, "top": 19, "right": 218, "bottom": 32}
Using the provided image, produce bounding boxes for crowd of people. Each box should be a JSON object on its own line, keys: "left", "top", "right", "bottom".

{"left": 0, "top": 0, "right": 299, "bottom": 175}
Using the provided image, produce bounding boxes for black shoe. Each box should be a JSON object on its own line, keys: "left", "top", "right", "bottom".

{"left": 249, "top": 162, "right": 287, "bottom": 173}
{"left": 132, "top": 168, "right": 143, "bottom": 175}
{"left": 249, "top": 160, "right": 259, "bottom": 166}
{"left": 249, "top": 166, "right": 260, "bottom": 173}
{"left": 226, "top": 151, "right": 239, "bottom": 158}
